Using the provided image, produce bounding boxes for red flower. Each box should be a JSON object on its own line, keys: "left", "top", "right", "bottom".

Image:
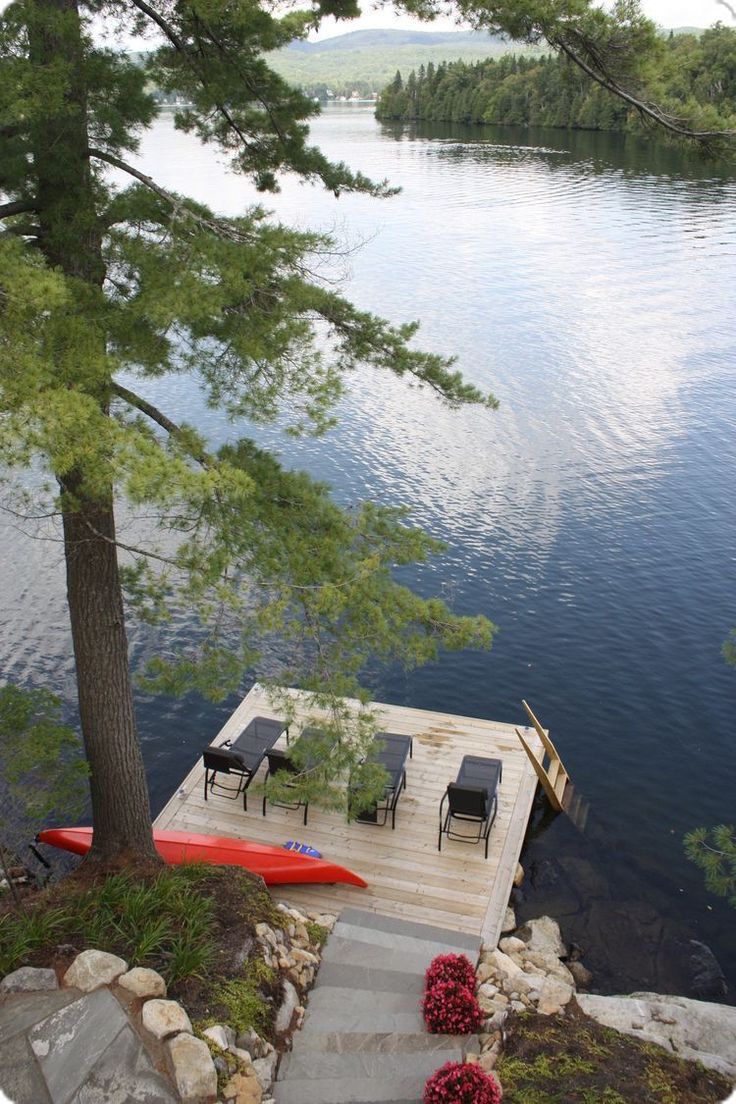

{"left": 425, "top": 953, "right": 477, "bottom": 993}
{"left": 422, "top": 980, "right": 484, "bottom": 1035}
{"left": 424, "top": 1060, "right": 502, "bottom": 1104}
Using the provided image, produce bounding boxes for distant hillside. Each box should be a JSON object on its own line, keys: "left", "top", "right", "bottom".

{"left": 268, "top": 28, "right": 533, "bottom": 98}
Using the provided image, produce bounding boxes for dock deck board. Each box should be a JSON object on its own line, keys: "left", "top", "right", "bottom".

{"left": 154, "top": 685, "right": 543, "bottom": 945}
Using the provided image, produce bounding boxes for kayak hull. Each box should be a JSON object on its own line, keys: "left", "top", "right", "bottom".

{"left": 37, "top": 827, "right": 367, "bottom": 888}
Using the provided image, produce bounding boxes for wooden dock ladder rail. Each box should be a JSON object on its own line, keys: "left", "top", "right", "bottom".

{"left": 515, "top": 701, "right": 588, "bottom": 829}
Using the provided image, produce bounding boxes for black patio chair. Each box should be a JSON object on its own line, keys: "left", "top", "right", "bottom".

{"left": 261, "top": 748, "right": 309, "bottom": 826}
{"left": 203, "top": 715, "right": 288, "bottom": 810}
{"left": 352, "top": 733, "right": 413, "bottom": 829}
{"left": 438, "top": 755, "right": 502, "bottom": 859}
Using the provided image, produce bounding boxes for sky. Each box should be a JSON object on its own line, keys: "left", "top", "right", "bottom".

{"left": 311, "top": 0, "right": 732, "bottom": 39}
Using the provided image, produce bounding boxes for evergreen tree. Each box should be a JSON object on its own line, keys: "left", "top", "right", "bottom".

{"left": 0, "top": 0, "right": 497, "bottom": 867}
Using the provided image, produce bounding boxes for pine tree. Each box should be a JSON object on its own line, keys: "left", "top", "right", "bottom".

{"left": 0, "top": 0, "right": 497, "bottom": 867}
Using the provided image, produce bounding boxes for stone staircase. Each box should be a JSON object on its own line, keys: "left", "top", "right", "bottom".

{"left": 273, "top": 907, "right": 482, "bottom": 1104}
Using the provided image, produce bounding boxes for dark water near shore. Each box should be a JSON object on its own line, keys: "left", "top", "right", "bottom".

{"left": 3, "top": 105, "right": 735, "bottom": 996}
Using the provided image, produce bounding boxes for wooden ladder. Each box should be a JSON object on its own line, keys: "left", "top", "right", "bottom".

{"left": 515, "top": 700, "right": 587, "bottom": 829}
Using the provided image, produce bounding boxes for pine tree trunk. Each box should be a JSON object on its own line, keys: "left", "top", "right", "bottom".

{"left": 30, "top": 0, "right": 159, "bottom": 865}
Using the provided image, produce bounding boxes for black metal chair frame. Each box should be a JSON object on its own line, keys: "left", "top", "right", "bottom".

{"left": 353, "top": 733, "right": 413, "bottom": 830}
{"left": 261, "top": 748, "right": 309, "bottom": 826}
{"left": 438, "top": 756, "right": 503, "bottom": 859}
{"left": 202, "top": 715, "right": 288, "bottom": 811}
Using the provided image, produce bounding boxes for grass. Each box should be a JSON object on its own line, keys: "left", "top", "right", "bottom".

{"left": 0, "top": 862, "right": 280, "bottom": 1012}
{"left": 496, "top": 1010, "right": 732, "bottom": 1104}
{"left": 208, "top": 959, "right": 278, "bottom": 1036}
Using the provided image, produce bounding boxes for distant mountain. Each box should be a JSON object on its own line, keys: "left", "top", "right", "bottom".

{"left": 269, "top": 28, "right": 531, "bottom": 96}
{"left": 286, "top": 29, "right": 507, "bottom": 53}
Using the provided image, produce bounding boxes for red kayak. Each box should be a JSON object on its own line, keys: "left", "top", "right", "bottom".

{"left": 37, "top": 827, "right": 367, "bottom": 888}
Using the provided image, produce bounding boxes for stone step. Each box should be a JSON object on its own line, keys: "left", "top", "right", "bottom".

{"left": 279, "top": 1047, "right": 460, "bottom": 1082}
{"left": 301, "top": 1008, "right": 425, "bottom": 1035}
{"left": 332, "top": 920, "right": 479, "bottom": 964}
{"left": 305, "top": 987, "right": 421, "bottom": 1015}
{"left": 273, "top": 1073, "right": 429, "bottom": 1104}
{"left": 288, "top": 1031, "right": 476, "bottom": 1056}
{"left": 338, "top": 908, "right": 481, "bottom": 956}
{"left": 313, "top": 962, "right": 425, "bottom": 995}
{"left": 320, "top": 937, "right": 440, "bottom": 976}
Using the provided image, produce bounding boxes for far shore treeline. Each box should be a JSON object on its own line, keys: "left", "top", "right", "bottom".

{"left": 376, "top": 26, "right": 736, "bottom": 135}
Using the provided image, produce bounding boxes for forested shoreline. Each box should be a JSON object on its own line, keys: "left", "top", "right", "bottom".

{"left": 376, "top": 26, "right": 736, "bottom": 136}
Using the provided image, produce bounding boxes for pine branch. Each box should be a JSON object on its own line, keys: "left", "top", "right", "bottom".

{"left": 0, "top": 200, "right": 39, "bottom": 221}
{"left": 112, "top": 381, "right": 213, "bottom": 468}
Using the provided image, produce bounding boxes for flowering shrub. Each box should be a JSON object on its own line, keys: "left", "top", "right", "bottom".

{"left": 423, "top": 1060, "right": 502, "bottom": 1104}
{"left": 425, "top": 953, "right": 477, "bottom": 993}
{"left": 422, "top": 980, "right": 484, "bottom": 1035}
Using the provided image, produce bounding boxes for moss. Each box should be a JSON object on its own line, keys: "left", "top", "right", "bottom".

{"left": 305, "top": 921, "right": 329, "bottom": 948}
{"left": 210, "top": 958, "right": 278, "bottom": 1036}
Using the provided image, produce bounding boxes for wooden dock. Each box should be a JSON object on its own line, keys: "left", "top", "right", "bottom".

{"left": 154, "top": 685, "right": 544, "bottom": 946}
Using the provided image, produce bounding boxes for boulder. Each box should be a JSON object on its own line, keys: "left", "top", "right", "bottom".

{"left": 535, "top": 976, "right": 574, "bottom": 1015}
{"left": 576, "top": 992, "right": 736, "bottom": 1079}
{"left": 63, "top": 949, "right": 128, "bottom": 992}
{"left": 167, "top": 1032, "right": 218, "bottom": 1102}
{"left": 274, "top": 978, "right": 299, "bottom": 1034}
{"left": 486, "top": 949, "right": 525, "bottom": 983}
{"left": 142, "top": 998, "right": 193, "bottom": 1040}
{"left": 0, "top": 966, "right": 58, "bottom": 993}
{"left": 252, "top": 1052, "right": 278, "bottom": 1090}
{"left": 499, "top": 936, "right": 526, "bottom": 956}
{"left": 501, "top": 906, "right": 516, "bottom": 934}
{"left": 517, "top": 916, "right": 566, "bottom": 960}
{"left": 118, "top": 966, "right": 166, "bottom": 999}
{"left": 513, "top": 863, "right": 525, "bottom": 887}
{"left": 203, "top": 1023, "right": 230, "bottom": 1050}
{"left": 223, "top": 1071, "right": 262, "bottom": 1104}
{"left": 568, "top": 960, "right": 593, "bottom": 989}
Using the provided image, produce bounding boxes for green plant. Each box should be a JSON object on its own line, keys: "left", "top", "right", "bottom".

{"left": 212, "top": 959, "right": 277, "bottom": 1036}
{"left": 684, "top": 825, "right": 736, "bottom": 907}
{"left": 305, "top": 921, "right": 329, "bottom": 948}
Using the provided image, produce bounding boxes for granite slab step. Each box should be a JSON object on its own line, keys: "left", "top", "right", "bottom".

{"left": 319, "top": 936, "right": 439, "bottom": 976}
{"left": 288, "top": 1031, "right": 476, "bottom": 1056}
{"left": 301, "top": 1008, "right": 425, "bottom": 1034}
{"left": 0, "top": 989, "right": 82, "bottom": 1041}
{"left": 313, "top": 962, "right": 425, "bottom": 995}
{"left": 332, "top": 921, "right": 479, "bottom": 964}
{"left": 338, "top": 908, "right": 481, "bottom": 955}
{"left": 305, "top": 987, "right": 421, "bottom": 1015}
{"left": 272, "top": 1073, "right": 429, "bottom": 1104}
{"left": 279, "top": 1048, "right": 460, "bottom": 1081}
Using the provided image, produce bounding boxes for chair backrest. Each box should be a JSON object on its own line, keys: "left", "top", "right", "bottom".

{"left": 203, "top": 747, "right": 242, "bottom": 775}
{"left": 447, "top": 783, "right": 489, "bottom": 818}
{"left": 266, "top": 749, "right": 298, "bottom": 776}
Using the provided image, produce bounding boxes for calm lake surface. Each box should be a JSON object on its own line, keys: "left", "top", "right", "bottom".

{"left": 3, "top": 104, "right": 735, "bottom": 994}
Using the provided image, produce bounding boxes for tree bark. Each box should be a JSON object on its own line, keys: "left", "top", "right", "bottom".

{"left": 29, "top": 0, "right": 159, "bottom": 864}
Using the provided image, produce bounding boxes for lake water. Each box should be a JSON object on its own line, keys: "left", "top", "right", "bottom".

{"left": 3, "top": 104, "right": 735, "bottom": 996}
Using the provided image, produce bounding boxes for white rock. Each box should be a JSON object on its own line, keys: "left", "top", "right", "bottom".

{"left": 203, "top": 1024, "right": 230, "bottom": 1050}
{"left": 275, "top": 978, "right": 299, "bottom": 1034}
{"left": 501, "top": 906, "right": 516, "bottom": 934}
{"left": 63, "top": 949, "right": 128, "bottom": 992}
{"left": 513, "top": 862, "right": 525, "bottom": 886}
{"left": 535, "top": 977, "right": 574, "bottom": 1015}
{"left": 577, "top": 992, "right": 736, "bottom": 1079}
{"left": 252, "top": 1052, "right": 278, "bottom": 1090}
{"left": 167, "top": 1032, "right": 218, "bottom": 1101}
{"left": 0, "top": 966, "right": 58, "bottom": 992}
{"left": 499, "top": 936, "right": 526, "bottom": 956}
{"left": 519, "top": 916, "right": 566, "bottom": 959}
{"left": 487, "top": 949, "right": 525, "bottom": 982}
{"left": 117, "top": 967, "right": 166, "bottom": 999}
{"left": 142, "top": 998, "right": 193, "bottom": 1039}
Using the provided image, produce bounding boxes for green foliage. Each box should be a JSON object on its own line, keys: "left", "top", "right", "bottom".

{"left": 0, "top": 865, "right": 218, "bottom": 981}
{"left": 377, "top": 25, "right": 736, "bottom": 138}
{"left": 684, "top": 824, "right": 736, "bottom": 907}
{"left": 0, "top": 0, "right": 503, "bottom": 839}
{"left": 304, "top": 920, "right": 329, "bottom": 947}
{"left": 211, "top": 958, "right": 277, "bottom": 1035}
{"left": 0, "top": 684, "right": 88, "bottom": 840}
